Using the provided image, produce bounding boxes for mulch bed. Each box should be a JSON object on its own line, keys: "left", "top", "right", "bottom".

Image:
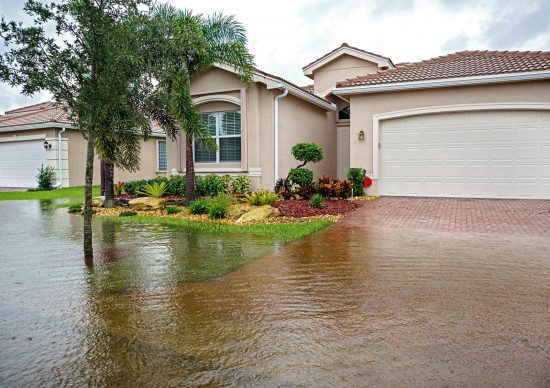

{"left": 274, "top": 199, "right": 363, "bottom": 218}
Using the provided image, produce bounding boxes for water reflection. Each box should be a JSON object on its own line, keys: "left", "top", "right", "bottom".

{"left": 0, "top": 200, "right": 549, "bottom": 386}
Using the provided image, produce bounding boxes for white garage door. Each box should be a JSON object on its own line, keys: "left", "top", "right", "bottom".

{"left": 380, "top": 110, "right": 550, "bottom": 199}
{"left": 0, "top": 140, "right": 47, "bottom": 187}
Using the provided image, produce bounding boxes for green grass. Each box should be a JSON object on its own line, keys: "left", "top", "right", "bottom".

{"left": 0, "top": 186, "right": 100, "bottom": 201}
{"left": 103, "top": 215, "right": 332, "bottom": 244}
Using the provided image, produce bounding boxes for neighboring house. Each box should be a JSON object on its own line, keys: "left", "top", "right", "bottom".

{"left": 1, "top": 43, "right": 549, "bottom": 199}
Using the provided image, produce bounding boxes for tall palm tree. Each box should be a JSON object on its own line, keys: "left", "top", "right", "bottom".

{"left": 145, "top": 5, "right": 254, "bottom": 205}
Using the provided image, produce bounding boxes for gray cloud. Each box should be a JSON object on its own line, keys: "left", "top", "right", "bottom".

{"left": 441, "top": 33, "right": 471, "bottom": 53}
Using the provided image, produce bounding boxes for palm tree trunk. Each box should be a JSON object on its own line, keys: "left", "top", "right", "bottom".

{"left": 185, "top": 134, "right": 194, "bottom": 206}
{"left": 83, "top": 130, "right": 95, "bottom": 265}
{"left": 103, "top": 162, "right": 115, "bottom": 208}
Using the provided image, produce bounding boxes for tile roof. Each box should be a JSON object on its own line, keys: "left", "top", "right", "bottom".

{"left": 0, "top": 101, "right": 72, "bottom": 129}
{"left": 303, "top": 42, "right": 394, "bottom": 70}
{"left": 336, "top": 50, "right": 550, "bottom": 87}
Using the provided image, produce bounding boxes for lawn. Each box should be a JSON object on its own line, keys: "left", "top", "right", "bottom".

{"left": 0, "top": 186, "right": 100, "bottom": 201}
{"left": 103, "top": 215, "right": 333, "bottom": 245}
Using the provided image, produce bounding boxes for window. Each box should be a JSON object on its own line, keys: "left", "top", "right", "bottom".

{"left": 338, "top": 105, "right": 350, "bottom": 120}
{"left": 195, "top": 111, "right": 241, "bottom": 163}
{"left": 157, "top": 140, "right": 167, "bottom": 171}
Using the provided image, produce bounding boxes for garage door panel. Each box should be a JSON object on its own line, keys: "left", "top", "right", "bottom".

{"left": 0, "top": 141, "right": 46, "bottom": 187}
{"left": 380, "top": 110, "right": 550, "bottom": 199}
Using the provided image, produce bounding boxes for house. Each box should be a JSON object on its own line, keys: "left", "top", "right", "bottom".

{"left": 1, "top": 43, "right": 549, "bottom": 199}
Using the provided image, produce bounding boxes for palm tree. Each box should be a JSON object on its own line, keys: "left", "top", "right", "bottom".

{"left": 145, "top": 5, "right": 254, "bottom": 205}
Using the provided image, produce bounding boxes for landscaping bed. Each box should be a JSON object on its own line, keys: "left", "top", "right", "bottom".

{"left": 274, "top": 198, "right": 364, "bottom": 217}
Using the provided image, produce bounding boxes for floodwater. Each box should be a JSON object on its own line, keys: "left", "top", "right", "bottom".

{"left": 0, "top": 200, "right": 549, "bottom": 386}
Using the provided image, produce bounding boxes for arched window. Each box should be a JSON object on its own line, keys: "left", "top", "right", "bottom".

{"left": 338, "top": 105, "right": 350, "bottom": 120}
{"left": 194, "top": 110, "right": 241, "bottom": 163}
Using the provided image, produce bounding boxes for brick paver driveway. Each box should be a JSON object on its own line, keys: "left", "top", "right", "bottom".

{"left": 341, "top": 196, "right": 550, "bottom": 236}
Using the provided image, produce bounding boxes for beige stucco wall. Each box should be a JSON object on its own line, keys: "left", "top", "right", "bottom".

{"left": 347, "top": 80, "right": 550, "bottom": 193}
{"left": 67, "top": 130, "right": 169, "bottom": 186}
{"left": 279, "top": 94, "right": 337, "bottom": 182}
{"left": 312, "top": 55, "right": 380, "bottom": 95}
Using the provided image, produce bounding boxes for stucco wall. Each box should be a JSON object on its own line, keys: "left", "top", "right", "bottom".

{"left": 312, "top": 55, "right": 380, "bottom": 95}
{"left": 348, "top": 79, "right": 550, "bottom": 178}
{"left": 279, "top": 94, "right": 337, "bottom": 182}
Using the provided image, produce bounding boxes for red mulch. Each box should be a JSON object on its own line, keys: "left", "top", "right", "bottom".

{"left": 273, "top": 199, "right": 363, "bottom": 218}
{"left": 115, "top": 194, "right": 184, "bottom": 200}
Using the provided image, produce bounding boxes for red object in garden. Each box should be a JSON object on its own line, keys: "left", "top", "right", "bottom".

{"left": 364, "top": 177, "right": 372, "bottom": 188}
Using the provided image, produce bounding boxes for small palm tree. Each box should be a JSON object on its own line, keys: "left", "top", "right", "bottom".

{"left": 146, "top": 6, "right": 254, "bottom": 205}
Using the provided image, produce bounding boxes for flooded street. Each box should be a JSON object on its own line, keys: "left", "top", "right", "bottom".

{"left": 0, "top": 200, "right": 549, "bottom": 386}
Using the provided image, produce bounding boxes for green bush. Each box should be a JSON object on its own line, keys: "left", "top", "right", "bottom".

{"left": 309, "top": 194, "right": 325, "bottom": 208}
{"left": 288, "top": 168, "right": 313, "bottom": 187}
{"left": 232, "top": 175, "right": 252, "bottom": 193}
{"left": 291, "top": 143, "right": 323, "bottom": 166}
{"left": 124, "top": 179, "right": 149, "bottom": 195}
{"left": 67, "top": 204, "right": 82, "bottom": 214}
{"left": 347, "top": 168, "right": 366, "bottom": 196}
{"left": 244, "top": 190, "right": 279, "bottom": 206}
{"left": 214, "top": 192, "right": 237, "bottom": 206}
{"left": 220, "top": 174, "right": 233, "bottom": 193}
{"left": 166, "top": 175, "right": 186, "bottom": 195}
{"left": 36, "top": 164, "right": 55, "bottom": 190}
{"left": 138, "top": 181, "right": 168, "bottom": 198}
{"left": 195, "top": 174, "right": 227, "bottom": 197}
{"left": 189, "top": 199, "right": 210, "bottom": 215}
{"left": 208, "top": 201, "right": 228, "bottom": 219}
{"left": 119, "top": 210, "right": 137, "bottom": 217}
{"left": 166, "top": 205, "right": 181, "bottom": 214}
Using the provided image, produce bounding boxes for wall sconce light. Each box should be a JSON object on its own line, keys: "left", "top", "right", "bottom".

{"left": 43, "top": 140, "right": 51, "bottom": 150}
{"left": 358, "top": 130, "right": 365, "bottom": 141}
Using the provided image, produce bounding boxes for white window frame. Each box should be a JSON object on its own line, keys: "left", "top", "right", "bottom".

{"left": 194, "top": 110, "right": 241, "bottom": 163}
{"left": 156, "top": 140, "right": 167, "bottom": 172}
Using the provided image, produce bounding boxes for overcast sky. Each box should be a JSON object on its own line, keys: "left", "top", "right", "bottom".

{"left": 1, "top": 0, "right": 549, "bottom": 113}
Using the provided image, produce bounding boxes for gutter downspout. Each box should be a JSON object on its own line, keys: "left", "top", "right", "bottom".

{"left": 53, "top": 128, "right": 66, "bottom": 188}
{"left": 274, "top": 87, "right": 288, "bottom": 183}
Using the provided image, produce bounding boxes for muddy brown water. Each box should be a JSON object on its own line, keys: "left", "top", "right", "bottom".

{"left": 0, "top": 200, "right": 549, "bottom": 386}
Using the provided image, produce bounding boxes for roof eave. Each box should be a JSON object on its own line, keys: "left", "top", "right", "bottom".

{"left": 0, "top": 122, "right": 75, "bottom": 133}
{"left": 333, "top": 70, "right": 550, "bottom": 95}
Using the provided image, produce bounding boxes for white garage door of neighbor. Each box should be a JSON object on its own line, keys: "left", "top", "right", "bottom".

{"left": 380, "top": 110, "right": 550, "bottom": 199}
{"left": 0, "top": 140, "right": 47, "bottom": 187}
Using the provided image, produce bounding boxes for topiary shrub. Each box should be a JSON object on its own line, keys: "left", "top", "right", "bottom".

{"left": 36, "top": 164, "right": 55, "bottom": 190}
{"left": 347, "top": 168, "right": 366, "bottom": 196}
{"left": 232, "top": 175, "right": 252, "bottom": 194}
{"left": 288, "top": 168, "right": 313, "bottom": 188}
{"left": 309, "top": 194, "right": 325, "bottom": 208}
{"left": 189, "top": 199, "right": 210, "bottom": 215}
{"left": 119, "top": 210, "right": 137, "bottom": 217}
{"left": 291, "top": 143, "right": 323, "bottom": 168}
{"left": 166, "top": 205, "right": 181, "bottom": 214}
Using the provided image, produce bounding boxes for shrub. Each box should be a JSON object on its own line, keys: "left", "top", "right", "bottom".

{"left": 195, "top": 174, "right": 227, "bottom": 197}
{"left": 244, "top": 190, "right": 279, "bottom": 206}
{"left": 318, "top": 176, "right": 352, "bottom": 199}
{"left": 288, "top": 168, "right": 313, "bottom": 188}
{"left": 214, "top": 192, "right": 237, "bottom": 206}
{"left": 166, "top": 175, "right": 186, "bottom": 195}
{"left": 309, "top": 194, "right": 325, "bottom": 208}
{"left": 113, "top": 181, "right": 125, "bottom": 196}
{"left": 291, "top": 143, "right": 323, "bottom": 167}
{"left": 189, "top": 199, "right": 210, "bottom": 215}
{"left": 347, "top": 168, "right": 366, "bottom": 196}
{"left": 36, "top": 164, "right": 55, "bottom": 190}
{"left": 67, "top": 204, "right": 82, "bottom": 214}
{"left": 166, "top": 206, "right": 181, "bottom": 214}
{"left": 232, "top": 175, "right": 252, "bottom": 193}
{"left": 208, "top": 201, "right": 228, "bottom": 219}
{"left": 124, "top": 179, "right": 149, "bottom": 195}
{"left": 274, "top": 178, "right": 293, "bottom": 200}
{"left": 220, "top": 174, "right": 234, "bottom": 193}
{"left": 119, "top": 210, "right": 137, "bottom": 217}
{"left": 138, "top": 181, "right": 168, "bottom": 198}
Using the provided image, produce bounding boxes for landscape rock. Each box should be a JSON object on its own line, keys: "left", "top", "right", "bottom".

{"left": 236, "top": 205, "right": 280, "bottom": 224}
{"left": 92, "top": 196, "right": 105, "bottom": 207}
{"left": 128, "top": 197, "right": 166, "bottom": 211}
